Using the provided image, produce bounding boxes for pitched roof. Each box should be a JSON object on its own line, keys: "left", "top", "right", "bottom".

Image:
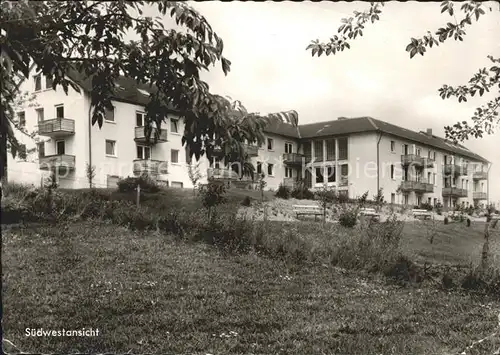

{"left": 264, "top": 117, "right": 300, "bottom": 138}
{"left": 298, "top": 117, "right": 378, "bottom": 138}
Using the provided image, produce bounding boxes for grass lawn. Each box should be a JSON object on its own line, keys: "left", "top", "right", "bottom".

{"left": 2, "top": 222, "right": 500, "bottom": 354}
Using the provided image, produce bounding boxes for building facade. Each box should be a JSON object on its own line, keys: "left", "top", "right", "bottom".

{"left": 8, "top": 71, "right": 491, "bottom": 209}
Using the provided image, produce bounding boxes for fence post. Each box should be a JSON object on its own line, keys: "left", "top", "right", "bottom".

{"left": 136, "top": 184, "right": 141, "bottom": 208}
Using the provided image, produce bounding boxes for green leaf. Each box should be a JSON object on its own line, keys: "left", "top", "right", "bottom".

{"left": 409, "top": 48, "right": 417, "bottom": 59}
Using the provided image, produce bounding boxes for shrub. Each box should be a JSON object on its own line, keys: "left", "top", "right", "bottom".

{"left": 338, "top": 208, "right": 358, "bottom": 228}
{"left": 275, "top": 184, "right": 290, "bottom": 199}
{"left": 117, "top": 175, "right": 159, "bottom": 193}
{"left": 241, "top": 196, "right": 252, "bottom": 207}
{"left": 198, "top": 182, "right": 227, "bottom": 221}
{"left": 444, "top": 216, "right": 449, "bottom": 225}
{"left": 290, "top": 182, "right": 314, "bottom": 200}
{"left": 419, "top": 202, "right": 433, "bottom": 211}
{"left": 461, "top": 266, "right": 500, "bottom": 294}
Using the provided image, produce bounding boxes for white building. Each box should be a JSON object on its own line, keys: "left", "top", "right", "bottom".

{"left": 8, "top": 70, "right": 491, "bottom": 209}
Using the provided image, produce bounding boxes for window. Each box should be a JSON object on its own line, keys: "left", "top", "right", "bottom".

{"left": 37, "top": 142, "right": 45, "bottom": 159}
{"left": 45, "top": 76, "right": 53, "bottom": 90}
{"left": 17, "top": 111, "right": 26, "bottom": 127}
{"left": 285, "top": 167, "right": 293, "bottom": 178}
{"left": 327, "top": 166, "right": 335, "bottom": 183}
{"left": 390, "top": 141, "right": 395, "bottom": 152}
{"left": 402, "top": 144, "right": 409, "bottom": 155}
{"left": 105, "top": 106, "right": 115, "bottom": 122}
{"left": 416, "top": 148, "right": 421, "bottom": 156}
{"left": 105, "top": 140, "right": 116, "bottom": 156}
{"left": 284, "top": 142, "right": 293, "bottom": 154}
{"left": 170, "top": 118, "right": 179, "bottom": 133}
{"left": 338, "top": 137, "right": 348, "bottom": 160}
{"left": 427, "top": 172, "right": 432, "bottom": 184}
{"left": 136, "top": 145, "right": 151, "bottom": 160}
{"left": 303, "top": 142, "right": 312, "bottom": 162}
{"left": 171, "top": 149, "right": 179, "bottom": 163}
{"left": 315, "top": 167, "right": 324, "bottom": 183}
{"left": 136, "top": 112, "right": 144, "bottom": 127}
{"left": 433, "top": 151, "right": 436, "bottom": 160}
{"left": 267, "top": 138, "right": 274, "bottom": 151}
{"left": 391, "top": 193, "right": 395, "bottom": 204}
{"left": 314, "top": 141, "right": 323, "bottom": 161}
{"left": 55, "top": 105, "right": 64, "bottom": 118}
{"left": 36, "top": 108, "right": 44, "bottom": 123}
{"left": 56, "top": 140, "right": 65, "bottom": 155}
{"left": 326, "top": 139, "right": 335, "bottom": 160}
{"left": 34, "top": 75, "right": 42, "bottom": 91}
{"left": 391, "top": 164, "right": 395, "bottom": 180}
{"left": 267, "top": 163, "right": 274, "bottom": 176}
{"left": 403, "top": 194, "right": 409, "bottom": 205}
{"left": 256, "top": 162, "right": 262, "bottom": 174}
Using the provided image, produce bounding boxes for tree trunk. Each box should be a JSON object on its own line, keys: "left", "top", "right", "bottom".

{"left": 481, "top": 216, "right": 491, "bottom": 270}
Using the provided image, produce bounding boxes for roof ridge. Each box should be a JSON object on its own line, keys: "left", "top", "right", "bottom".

{"left": 365, "top": 117, "right": 379, "bottom": 130}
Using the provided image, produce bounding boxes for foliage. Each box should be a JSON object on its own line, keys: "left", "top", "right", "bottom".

{"left": 0, "top": 1, "right": 300, "bottom": 180}
{"left": 198, "top": 182, "right": 227, "bottom": 220}
{"left": 444, "top": 216, "right": 449, "bottom": 225}
{"left": 187, "top": 161, "right": 202, "bottom": 195}
{"left": 85, "top": 162, "right": 96, "bottom": 188}
{"left": 372, "top": 188, "right": 385, "bottom": 212}
{"left": 275, "top": 183, "right": 290, "bottom": 199}
{"left": 306, "top": 1, "right": 500, "bottom": 142}
{"left": 117, "top": 175, "right": 159, "bottom": 194}
{"left": 419, "top": 202, "right": 434, "bottom": 211}
{"left": 241, "top": 195, "right": 252, "bottom": 207}
{"left": 290, "top": 181, "right": 314, "bottom": 200}
{"left": 338, "top": 209, "right": 358, "bottom": 228}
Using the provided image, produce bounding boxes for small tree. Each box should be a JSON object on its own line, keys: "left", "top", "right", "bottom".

{"left": 187, "top": 161, "right": 202, "bottom": 195}
{"left": 315, "top": 184, "right": 336, "bottom": 224}
{"left": 199, "top": 182, "right": 227, "bottom": 222}
{"left": 85, "top": 162, "right": 96, "bottom": 189}
{"left": 373, "top": 188, "right": 385, "bottom": 212}
{"left": 257, "top": 173, "right": 267, "bottom": 202}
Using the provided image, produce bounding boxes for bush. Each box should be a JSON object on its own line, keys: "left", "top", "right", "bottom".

{"left": 241, "top": 196, "right": 252, "bottom": 207}
{"left": 275, "top": 184, "right": 290, "bottom": 199}
{"left": 117, "top": 175, "right": 160, "bottom": 193}
{"left": 338, "top": 208, "right": 358, "bottom": 228}
{"left": 444, "top": 216, "right": 449, "bottom": 225}
{"left": 290, "top": 183, "right": 314, "bottom": 200}
{"left": 461, "top": 267, "right": 500, "bottom": 294}
{"left": 419, "top": 202, "right": 433, "bottom": 211}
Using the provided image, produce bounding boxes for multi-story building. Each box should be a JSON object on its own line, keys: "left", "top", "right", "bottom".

{"left": 8, "top": 71, "right": 491, "bottom": 209}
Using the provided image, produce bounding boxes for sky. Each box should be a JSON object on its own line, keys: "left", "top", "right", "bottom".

{"left": 149, "top": 1, "right": 500, "bottom": 201}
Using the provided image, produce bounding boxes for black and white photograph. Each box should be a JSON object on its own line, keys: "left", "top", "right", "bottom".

{"left": 1, "top": 0, "right": 499, "bottom": 354}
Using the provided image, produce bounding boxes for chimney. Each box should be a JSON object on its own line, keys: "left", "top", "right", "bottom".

{"left": 426, "top": 128, "right": 433, "bottom": 136}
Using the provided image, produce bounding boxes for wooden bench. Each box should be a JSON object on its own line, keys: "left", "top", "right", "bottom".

{"left": 412, "top": 209, "right": 433, "bottom": 220}
{"left": 293, "top": 205, "right": 323, "bottom": 221}
{"left": 359, "top": 207, "right": 380, "bottom": 221}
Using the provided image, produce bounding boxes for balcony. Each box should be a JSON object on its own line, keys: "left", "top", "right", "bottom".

{"left": 207, "top": 168, "right": 239, "bottom": 181}
{"left": 443, "top": 164, "right": 468, "bottom": 176}
{"left": 283, "top": 153, "right": 304, "bottom": 165}
{"left": 39, "top": 154, "right": 75, "bottom": 171}
{"left": 473, "top": 171, "right": 488, "bottom": 180}
{"left": 38, "top": 118, "right": 75, "bottom": 138}
{"left": 133, "top": 159, "right": 168, "bottom": 176}
{"left": 244, "top": 144, "right": 258, "bottom": 157}
{"left": 134, "top": 126, "right": 168, "bottom": 144}
{"left": 400, "top": 180, "right": 434, "bottom": 193}
{"left": 473, "top": 192, "right": 487, "bottom": 200}
{"left": 442, "top": 187, "right": 468, "bottom": 198}
{"left": 401, "top": 154, "right": 433, "bottom": 168}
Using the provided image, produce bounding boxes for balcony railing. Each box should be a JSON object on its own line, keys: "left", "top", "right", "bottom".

{"left": 244, "top": 144, "right": 258, "bottom": 157}
{"left": 443, "top": 164, "right": 468, "bottom": 176}
{"left": 283, "top": 153, "right": 304, "bottom": 165}
{"left": 283, "top": 177, "right": 297, "bottom": 189}
{"left": 401, "top": 154, "right": 433, "bottom": 168}
{"left": 39, "top": 154, "right": 75, "bottom": 171}
{"left": 134, "top": 126, "right": 168, "bottom": 144}
{"left": 442, "top": 187, "right": 468, "bottom": 198}
{"left": 473, "top": 192, "right": 487, "bottom": 200}
{"left": 38, "top": 118, "right": 75, "bottom": 137}
{"left": 133, "top": 159, "right": 168, "bottom": 176}
{"left": 473, "top": 171, "right": 488, "bottom": 180}
{"left": 400, "top": 180, "right": 434, "bottom": 193}
{"left": 207, "top": 168, "right": 239, "bottom": 181}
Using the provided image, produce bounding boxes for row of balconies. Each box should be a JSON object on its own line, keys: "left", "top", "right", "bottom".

{"left": 38, "top": 118, "right": 168, "bottom": 144}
